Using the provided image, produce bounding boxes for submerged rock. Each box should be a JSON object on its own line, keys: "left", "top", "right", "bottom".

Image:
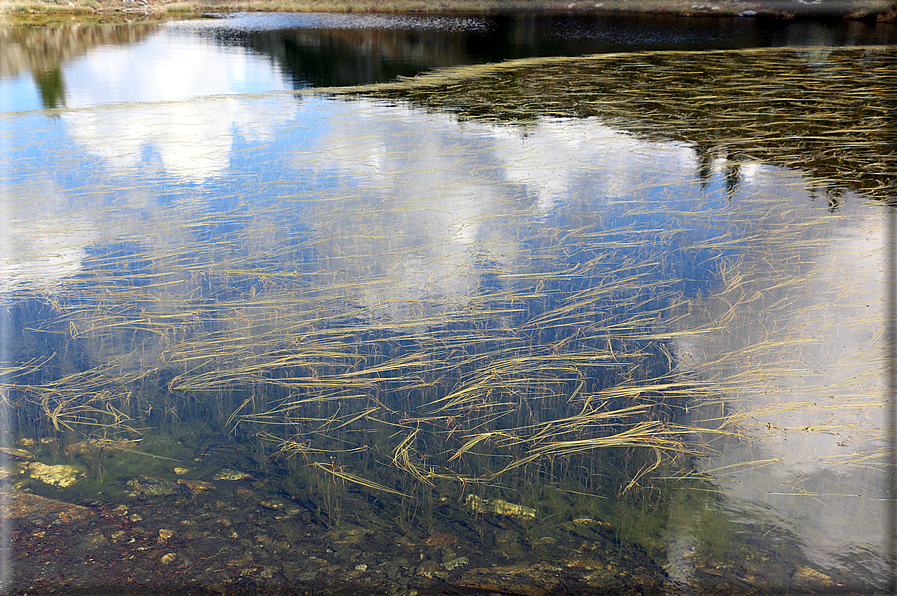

{"left": 0, "top": 447, "right": 33, "bottom": 461}
{"left": 158, "top": 528, "right": 176, "bottom": 543}
{"left": 443, "top": 556, "right": 468, "bottom": 571}
{"left": 127, "top": 475, "right": 177, "bottom": 497}
{"left": 178, "top": 478, "right": 216, "bottom": 493}
{"left": 65, "top": 437, "right": 139, "bottom": 457}
{"left": 792, "top": 566, "right": 834, "bottom": 587}
{"left": 24, "top": 461, "right": 84, "bottom": 487}
{"left": 213, "top": 468, "right": 251, "bottom": 481}
{"left": 464, "top": 494, "right": 536, "bottom": 519}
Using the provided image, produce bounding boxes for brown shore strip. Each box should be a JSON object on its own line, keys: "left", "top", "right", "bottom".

{"left": 1, "top": 0, "right": 895, "bottom": 23}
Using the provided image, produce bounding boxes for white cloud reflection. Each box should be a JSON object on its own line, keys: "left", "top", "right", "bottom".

{"left": 668, "top": 168, "right": 889, "bottom": 577}
{"left": 60, "top": 29, "right": 293, "bottom": 182}
{"left": 63, "top": 96, "right": 295, "bottom": 182}
{"left": 62, "top": 30, "right": 290, "bottom": 106}
{"left": 0, "top": 181, "right": 97, "bottom": 295}
{"left": 290, "top": 100, "right": 702, "bottom": 321}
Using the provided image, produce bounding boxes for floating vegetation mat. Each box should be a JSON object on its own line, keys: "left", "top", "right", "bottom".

{"left": 1, "top": 45, "right": 893, "bottom": 594}
{"left": 335, "top": 46, "right": 897, "bottom": 202}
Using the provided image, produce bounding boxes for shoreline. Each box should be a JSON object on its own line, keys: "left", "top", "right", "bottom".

{"left": 2, "top": 0, "right": 896, "bottom": 24}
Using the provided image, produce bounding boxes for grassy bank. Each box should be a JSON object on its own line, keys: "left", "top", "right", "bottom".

{"left": 2, "top": 0, "right": 895, "bottom": 23}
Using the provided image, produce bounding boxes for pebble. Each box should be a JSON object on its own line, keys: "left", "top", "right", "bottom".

{"left": 443, "top": 556, "right": 468, "bottom": 571}
{"left": 213, "top": 469, "right": 251, "bottom": 481}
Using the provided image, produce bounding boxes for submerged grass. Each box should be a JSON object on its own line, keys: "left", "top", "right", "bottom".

{"left": 2, "top": 46, "right": 891, "bottom": 535}
{"left": 4, "top": 185, "right": 711, "bottom": 509}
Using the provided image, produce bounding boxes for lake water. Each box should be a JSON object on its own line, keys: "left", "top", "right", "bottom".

{"left": 1, "top": 12, "right": 894, "bottom": 596}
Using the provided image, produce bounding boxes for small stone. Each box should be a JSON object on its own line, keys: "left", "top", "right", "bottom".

{"left": 355, "top": 563, "right": 368, "bottom": 572}
{"left": 416, "top": 560, "right": 443, "bottom": 578}
{"left": 158, "top": 529, "right": 175, "bottom": 543}
{"left": 129, "top": 513, "right": 142, "bottom": 522}
{"left": 793, "top": 566, "right": 833, "bottom": 586}
{"left": 174, "top": 467, "right": 189, "bottom": 475}
{"left": 178, "top": 479, "right": 215, "bottom": 492}
{"left": 65, "top": 438, "right": 138, "bottom": 457}
{"left": 463, "top": 494, "right": 536, "bottom": 520}
{"left": 81, "top": 532, "right": 109, "bottom": 550}
{"left": 213, "top": 469, "right": 251, "bottom": 481}
{"left": 126, "top": 476, "right": 176, "bottom": 496}
{"left": 161, "top": 552, "right": 177, "bottom": 564}
{"left": 443, "top": 556, "right": 468, "bottom": 571}
{"left": 425, "top": 533, "right": 457, "bottom": 548}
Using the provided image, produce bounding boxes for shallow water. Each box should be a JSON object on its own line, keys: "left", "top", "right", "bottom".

{"left": 1, "top": 13, "right": 894, "bottom": 596}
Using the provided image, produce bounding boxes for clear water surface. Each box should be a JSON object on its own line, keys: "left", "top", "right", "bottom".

{"left": 0, "top": 12, "right": 894, "bottom": 596}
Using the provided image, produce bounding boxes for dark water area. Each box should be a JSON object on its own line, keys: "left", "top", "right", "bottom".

{"left": 190, "top": 11, "right": 897, "bottom": 87}
{"left": 2, "top": 11, "right": 897, "bottom": 110}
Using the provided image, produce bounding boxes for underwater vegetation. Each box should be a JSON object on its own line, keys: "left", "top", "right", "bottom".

{"left": 1, "top": 44, "right": 892, "bottom": 593}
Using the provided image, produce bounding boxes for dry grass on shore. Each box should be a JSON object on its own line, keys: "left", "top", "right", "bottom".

{"left": 1, "top": 0, "right": 894, "bottom": 23}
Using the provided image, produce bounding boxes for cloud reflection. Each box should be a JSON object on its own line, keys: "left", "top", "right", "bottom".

{"left": 64, "top": 97, "right": 296, "bottom": 182}
{"left": 62, "top": 32, "right": 291, "bottom": 106}
{"left": 669, "top": 171, "right": 889, "bottom": 577}
{"left": 4, "top": 89, "right": 889, "bottom": 585}
{"left": 0, "top": 181, "right": 96, "bottom": 295}
{"left": 59, "top": 30, "right": 295, "bottom": 182}
{"left": 15, "top": 96, "right": 710, "bottom": 301}
{"left": 291, "top": 100, "right": 705, "bottom": 321}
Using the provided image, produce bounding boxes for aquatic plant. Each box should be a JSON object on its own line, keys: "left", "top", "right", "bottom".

{"left": 2, "top": 49, "right": 890, "bottom": 558}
